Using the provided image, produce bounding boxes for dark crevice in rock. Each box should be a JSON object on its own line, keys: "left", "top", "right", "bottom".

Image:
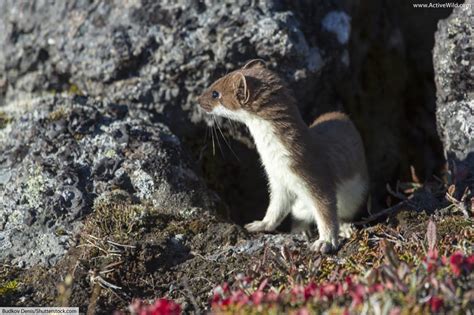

{"left": 186, "top": 125, "right": 269, "bottom": 225}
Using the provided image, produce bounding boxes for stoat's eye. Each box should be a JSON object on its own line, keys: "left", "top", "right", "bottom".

{"left": 211, "top": 90, "right": 220, "bottom": 99}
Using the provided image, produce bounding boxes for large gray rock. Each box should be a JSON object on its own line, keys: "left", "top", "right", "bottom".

{"left": 0, "top": 0, "right": 347, "bottom": 131}
{"left": 0, "top": 95, "right": 217, "bottom": 267}
{"left": 0, "top": 0, "right": 352, "bottom": 224}
{"left": 434, "top": 2, "right": 474, "bottom": 187}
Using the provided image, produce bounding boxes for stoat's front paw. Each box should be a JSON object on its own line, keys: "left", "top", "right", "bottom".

{"left": 311, "top": 239, "right": 338, "bottom": 254}
{"left": 245, "top": 220, "right": 271, "bottom": 233}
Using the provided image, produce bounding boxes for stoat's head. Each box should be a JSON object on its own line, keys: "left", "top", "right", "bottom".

{"left": 198, "top": 59, "right": 278, "bottom": 122}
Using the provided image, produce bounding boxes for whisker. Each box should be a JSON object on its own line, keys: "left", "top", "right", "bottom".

{"left": 228, "top": 118, "right": 238, "bottom": 135}
{"left": 198, "top": 127, "right": 209, "bottom": 163}
{"left": 209, "top": 122, "right": 216, "bottom": 156}
{"left": 204, "top": 124, "right": 209, "bottom": 143}
{"left": 212, "top": 116, "right": 225, "bottom": 157}
{"left": 215, "top": 118, "right": 240, "bottom": 162}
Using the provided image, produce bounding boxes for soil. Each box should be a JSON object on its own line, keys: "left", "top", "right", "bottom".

{"left": 1, "top": 185, "right": 472, "bottom": 313}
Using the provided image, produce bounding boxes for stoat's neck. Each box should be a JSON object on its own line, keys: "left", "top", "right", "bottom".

{"left": 243, "top": 102, "right": 310, "bottom": 164}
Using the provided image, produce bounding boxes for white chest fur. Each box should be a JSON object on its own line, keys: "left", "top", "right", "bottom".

{"left": 244, "top": 114, "right": 318, "bottom": 228}
{"left": 213, "top": 105, "right": 305, "bottom": 194}
{"left": 245, "top": 116, "right": 293, "bottom": 182}
{"left": 212, "top": 105, "right": 296, "bottom": 185}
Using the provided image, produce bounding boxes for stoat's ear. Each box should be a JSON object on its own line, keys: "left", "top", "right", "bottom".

{"left": 241, "top": 59, "right": 266, "bottom": 70}
{"left": 233, "top": 72, "right": 250, "bottom": 104}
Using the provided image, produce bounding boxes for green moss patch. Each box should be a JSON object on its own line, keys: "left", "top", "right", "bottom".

{"left": 0, "top": 280, "right": 18, "bottom": 296}
{"left": 47, "top": 106, "right": 69, "bottom": 122}
{"left": 84, "top": 192, "right": 150, "bottom": 242}
{"left": 0, "top": 111, "right": 12, "bottom": 129}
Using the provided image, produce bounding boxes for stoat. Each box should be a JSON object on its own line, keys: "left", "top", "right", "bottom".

{"left": 198, "top": 60, "right": 369, "bottom": 253}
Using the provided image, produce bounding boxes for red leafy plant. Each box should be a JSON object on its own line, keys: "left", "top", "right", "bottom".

{"left": 211, "top": 275, "right": 386, "bottom": 314}
{"left": 121, "top": 219, "right": 473, "bottom": 315}
{"left": 447, "top": 251, "right": 474, "bottom": 276}
{"left": 211, "top": 249, "right": 473, "bottom": 314}
{"left": 120, "top": 249, "right": 473, "bottom": 315}
{"left": 127, "top": 298, "right": 181, "bottom": 315}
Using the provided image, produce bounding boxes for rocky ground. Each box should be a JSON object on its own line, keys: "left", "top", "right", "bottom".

{"left": 0, "top": 0, "right": 473, "bottom": 314}
{"left": 0, "top": 186, "right": 472, "bottom": 313}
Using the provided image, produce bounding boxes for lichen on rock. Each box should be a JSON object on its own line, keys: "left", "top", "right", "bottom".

{"left": 0, "top": 95, "right": 218, "bottom": 267}
{"left": 434, "top": 2, "right": 474, "bottom": 192}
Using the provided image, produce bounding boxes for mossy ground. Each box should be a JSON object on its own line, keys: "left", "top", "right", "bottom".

{"left": 1, "top": 183, "right": 472, "bottom": 314}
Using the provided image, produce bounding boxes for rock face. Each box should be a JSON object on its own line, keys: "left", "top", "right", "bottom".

{"left": 0, "top": 0, "right": 353, "bottom": 246}
{"left": 0, "top": 0, "right": 457, "bottom": 268}
{"left": 434, "top": 2, "right": 474, "bottom": 181}
{"left": 0, "top": 0, "right": 347, "bottom": 130}
{"left": 0, "top": 96, "right": 217, "bottom": 267}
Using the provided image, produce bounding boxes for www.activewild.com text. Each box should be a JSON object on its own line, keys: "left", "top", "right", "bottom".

{"left": 413, "top": 2, "right": 472, "bottom": 9}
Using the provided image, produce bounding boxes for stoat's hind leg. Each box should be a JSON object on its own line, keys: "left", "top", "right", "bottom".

{"left": 336, "top": 173, "right": 368, "bottom": 221}
{"left": 310, "top": 200, "right": 339, "bottom": 254}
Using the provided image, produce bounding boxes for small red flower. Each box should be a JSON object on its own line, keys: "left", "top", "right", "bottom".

{"left": 345, "top": 276, "right": 353, "bottom": 287}
{"left": 129, "top": 299, "right": 181, "bottom": 315}
{"left": 258, "top": 278, "right": 269, "bottom": 291}
{"left": 425, "top": 249, "right": 439, "bottom": 272}
{"left": 369, "top": 284, "right": 384, "bottom": 293}
{"left": 427, "top": 249, "right": 438, "bottom": 260}
{"left": 303, "top": 282, "right": 317, "bottom": 300}
{"left": 211, "top": 284, "right": 229, "bottom": 306}
{"left": 250, "top": 291, "right": 264, "bottom": 305}
{"left": 350, "top": 284, "right": 366, "bottom": 306}
{"left": 319, "top": 283, "right": 337, "bottom": 299}
{"left": 265, "top": 290, "right": 279, "bottom": 303}
{"left": 211, "top": 293, "right": 221, "bottom": 305}
{"left": 295, "top": 307, "right": 310, "bottom": 315}
{"left": 290, "top": 285, "right": 304, "bottom": 302}
{"left": 465, "top": 254, "right": 474, "bottom": 271}
{"left": 220, "top": 297, "right": 231, "bottom": 308}
{"left": 429, "top": 296, "right": 443, "bottom": 312}
{"left": 151, "top": 299, "right": 181, "bottom": 315}
{"left": 222, "top": 283, "right": 229, "bottom": 293}
{"left": 449, "top": 251, "right": 464, "bottom": 276}
{"left": 441, "top": 255, "right": 448, "bottom": 265}
{"left": 336, "top": 283, "right": 344, "bottom": 297}
{"left": 229, "top": 290, "right": 249, "bottom": 306}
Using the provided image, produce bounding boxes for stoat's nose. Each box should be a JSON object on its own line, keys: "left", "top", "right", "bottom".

{"left": 197, "top": 96, "right": 212, "bottom": 113}
{"left": 200, "top": 104, "right": 213, "bottom": 113}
